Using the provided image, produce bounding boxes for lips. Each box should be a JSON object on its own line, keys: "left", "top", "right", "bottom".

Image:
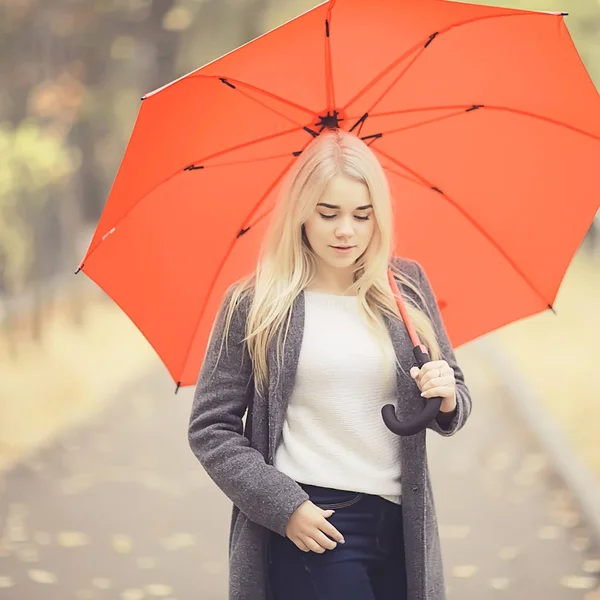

{"left": 332, "top": 245, "right": 354, "bottom": 249}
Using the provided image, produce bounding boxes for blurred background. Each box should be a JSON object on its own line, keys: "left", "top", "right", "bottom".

{"left": 0, "top": 0, "right": 599, "bottom": 598}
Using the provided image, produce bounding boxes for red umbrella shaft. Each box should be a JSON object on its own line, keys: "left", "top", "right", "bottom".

{"left": 388, "top": 268, "right": 425, "bottom": 353}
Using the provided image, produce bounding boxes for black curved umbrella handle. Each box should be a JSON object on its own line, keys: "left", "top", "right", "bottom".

{"left": 381, "top": 345, "right": 442, "bottom": 436}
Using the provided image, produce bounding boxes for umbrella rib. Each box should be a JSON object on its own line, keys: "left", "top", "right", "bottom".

{"left": 370, "top": 104, "right": 600, "bottom": 143}
{"left": 359, "top": 48, "right": 427, "bottom": 120}
{"left": 381, "top": 165, "right": 425, "bottom": 188}
{"left": 178, "top": 139, "right": 315, "bottom": 382}
{"left": 342, "top": 11, "right": 562, "bottom": 117}
{"left": 377, "top": 107, "right": 474, "bottom": 137}
{"left": 325, "top": 1, "right": 336, "bottom": 111}
{"left": 373, "top": 145, "right": 555, "bottom": 311}
{"left": 189, "top": 74, "right": 318, "bottom": 118}
{"left": 83, "top": 126, "right": 305, "bottom": 264}
{"left": 237, "top": 135, "right": 318, "bottom": 234}
{"left": 193, "top": 152, "right": 306, "bottom": 169}
{"left": 370, "top": 105, "right": 477, "bottom": 119}
{"left": 216, "top": 84, "right": 312, "bottom": 129}
{"left": 183, "top": 127, "right": 305, "bottom": 167}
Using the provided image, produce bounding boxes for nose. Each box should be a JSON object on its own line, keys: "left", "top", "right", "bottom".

{"left": 335, "top": 215, "right": 356, "bottom": 239}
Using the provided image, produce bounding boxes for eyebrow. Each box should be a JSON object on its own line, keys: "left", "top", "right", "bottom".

{"left": 317, "top": 203, "right": 373, "bottom": 210}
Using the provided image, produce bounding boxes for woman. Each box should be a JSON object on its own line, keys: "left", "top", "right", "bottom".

{"left": 188, "top": 129, "right": 472, "bottom": 600}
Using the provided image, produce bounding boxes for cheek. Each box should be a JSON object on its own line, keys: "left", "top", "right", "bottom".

{"left": 304, "top": 216, "right": 327, "bottom": 240}
{"left": 362, "top": 220, "right": 376, "bottom": 240}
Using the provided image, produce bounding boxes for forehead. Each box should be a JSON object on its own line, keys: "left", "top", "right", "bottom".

{"left": 318, "top": 174, "right": 371, "bottom": 209}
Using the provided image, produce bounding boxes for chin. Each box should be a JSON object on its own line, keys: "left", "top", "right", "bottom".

{"left": 321, "top": 248, "right": 359, "bottom": 264}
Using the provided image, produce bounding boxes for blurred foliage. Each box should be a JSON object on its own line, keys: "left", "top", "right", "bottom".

{"left": 0, "top": 120, "right": 79, "bottom": 292}
{"left": 0, "top": 0, "right": 270, "bottom": 293}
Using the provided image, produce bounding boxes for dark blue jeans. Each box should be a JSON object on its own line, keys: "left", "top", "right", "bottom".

{"left": 268, "top": 482, "right": 407, "bottom": 600}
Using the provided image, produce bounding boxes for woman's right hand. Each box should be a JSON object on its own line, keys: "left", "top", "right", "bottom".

{"left": 285, "top": 500, "right": 345, "bottom": 553}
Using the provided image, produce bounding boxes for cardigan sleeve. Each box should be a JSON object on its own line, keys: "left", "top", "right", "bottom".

{"left": 188, "top": 286, "right": 309, "bottom": 537}
{"left": 413, "top": 261, "right": 473, "bottom": 437}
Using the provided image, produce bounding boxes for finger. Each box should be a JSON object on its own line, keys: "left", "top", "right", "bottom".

{"left": 313, "top": 529, "right": 338, "bottom": 551}
{"left": 294, "top": 537, "right": 310, "bottom": 552}
{"left": 302, "top": 535, "right": 326, "bottom": 554}
{"left": 420, "top": 385, "right": 455, "bottom": 399}
{"left": 421, "top": 365, "right": 452, "bottom": 388}
{"left": 421, "top": 360, "right": 448, "bottom": 373}
{"left": 321, "top": 519, "right": 345, "bottom": 544}
{"left": 422, "top": 361, "right": 448, "bottom": 376}
{"left": 421, "top": 375, "right": 455, "bottom": 392}
{"left": 417, "top": 367, "right": 435, "bottom": 385}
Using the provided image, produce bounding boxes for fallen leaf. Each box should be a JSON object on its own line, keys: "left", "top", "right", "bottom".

{"left": 498, "top": 546, "right": 520, "bottom": 560}
{"left": 111, "top": 535, "right": 133, "bottom": 554}
{"left": 572, "top": 536, "right": 590, "bottom": 552}
{"left": 91, "top": 577, "right": 111, "bottom": 590}
{"left": 57, "top": 531, "right": 90, "bottom": 548}
{"left": 583, "top": 559, "right": 600, "bottom": 574}
{"left": 145, "top": 584, "right": 173, "bottom": 597}
{"left": 160, "top": 533, "right": 196, "bottom": 551}
{"left": 121, "top": 589, "right": 145, "bottom": 600}
{"left": 0, "top": 576, "right": 15, "bottom": 588}
{"left": 28, "top": 569, "right": 57, "bottom": 584}
{"left": 560, "top": 575, "right": 597, "bottom": 590}
{"left": 490, "top": 578, "right": 511, "bottom": 590}
{"left": 452, "top": 565, "right": 478, "bottom": 578}
{"left": 537, "top": 526, "right": 561, "bottom": 540}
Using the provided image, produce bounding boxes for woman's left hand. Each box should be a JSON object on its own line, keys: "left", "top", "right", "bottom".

{"left": 409, "top": 360, "right": 457, "bottom": 413}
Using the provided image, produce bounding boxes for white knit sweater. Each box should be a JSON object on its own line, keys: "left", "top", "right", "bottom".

{"left": 273, "top": 290, "right": 402, "bottom": 505}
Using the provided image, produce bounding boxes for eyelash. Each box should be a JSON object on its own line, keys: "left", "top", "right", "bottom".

{"left": 320, "top": 214, "right": 370, "bottom": 221}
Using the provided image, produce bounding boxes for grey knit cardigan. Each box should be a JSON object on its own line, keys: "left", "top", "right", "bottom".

{"left": 188, "top": 256, "right": 472, "bottom": 600}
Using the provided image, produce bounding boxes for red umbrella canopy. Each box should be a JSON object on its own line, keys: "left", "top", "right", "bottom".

{"left": 79, "top": 0, "right": 600, "bottom": 387}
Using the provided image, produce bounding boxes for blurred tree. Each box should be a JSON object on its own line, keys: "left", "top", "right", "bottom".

{"left": 0, "top": 120, "right": 77, "bottom": 293}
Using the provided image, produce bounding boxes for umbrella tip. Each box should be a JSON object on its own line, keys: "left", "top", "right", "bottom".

{"left": 548, "top": 304, "right": 557, "bottom": 315}
{"left": 175, "top": 382, "right": 181, "bottom": 394}
{"left": 74, "top": 264, "right": 83, "bottom": 275}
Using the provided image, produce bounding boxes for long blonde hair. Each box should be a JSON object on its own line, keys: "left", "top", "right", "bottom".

{"left": 214, "top": 129, "right": 441, "bottom": 397}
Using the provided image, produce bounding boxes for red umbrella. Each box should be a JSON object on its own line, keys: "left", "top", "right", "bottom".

{"left": 78, "top": 0, "right": 600, "bottom": 435}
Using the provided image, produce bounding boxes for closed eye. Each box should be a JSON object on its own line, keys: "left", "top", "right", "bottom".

{"left": 320, "top": 214, "right": 370, "bottom": 221}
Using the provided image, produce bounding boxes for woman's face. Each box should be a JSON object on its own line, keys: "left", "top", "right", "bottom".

{"left": 303, "top": 174, "right": 376, "bottom": 271}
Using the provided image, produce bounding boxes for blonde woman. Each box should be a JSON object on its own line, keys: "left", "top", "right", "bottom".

{"left": 188, "top": 129, "right": 472, "bottom": 600}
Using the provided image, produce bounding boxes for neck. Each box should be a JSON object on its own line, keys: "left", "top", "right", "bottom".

{"left": 309, "top": 265, "right": 356, "bottom": 295}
